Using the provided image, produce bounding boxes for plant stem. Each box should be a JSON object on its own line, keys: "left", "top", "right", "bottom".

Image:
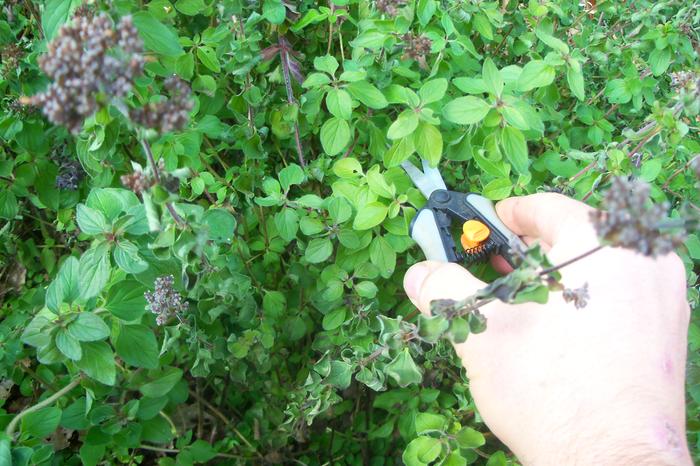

{"left": 539, "top": 244, "right": 604, "bottom": 275}
{"left": 662, "top": 154, "right": 699, "bottom": 190}
{"left": 5, "top": 377, "right": 81, "bottom": 439}
{"left": 188, "top": 389, "right": 263, "bottom": 459}
{"left": 140, "top": 138, "right": 186, "bottom": 227}
{"left": 138, "top": 444, "right": 241, "bottom": 459}
{"left": 278, "top": 37, "right": 306, "bottom": 167}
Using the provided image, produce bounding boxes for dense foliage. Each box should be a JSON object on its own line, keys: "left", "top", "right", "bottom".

{"left": 0, "top": 0, "right": 699, "bottom": 465}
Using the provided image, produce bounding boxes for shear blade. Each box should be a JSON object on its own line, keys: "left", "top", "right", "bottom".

{"left": 401, "top": 159, "right": 447, "bottom": 199}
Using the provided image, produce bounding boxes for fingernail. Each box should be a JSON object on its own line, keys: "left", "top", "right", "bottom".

{"left": 404, "top": 263, "right": 431, "bottom": 300}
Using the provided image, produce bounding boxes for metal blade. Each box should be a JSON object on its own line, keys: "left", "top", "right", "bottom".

{"left": 401, "top": 159, "right": 447, "bottom": 199}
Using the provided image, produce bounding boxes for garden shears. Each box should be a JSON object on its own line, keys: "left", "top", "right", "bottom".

{"left": 402, "top": 159, "right": 526, "bottom": 268}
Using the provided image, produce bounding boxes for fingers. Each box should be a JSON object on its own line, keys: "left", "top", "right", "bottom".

{"left": 496, "top": 193, "right": 595, "bottom": 246}
{"left": 404, "top": 261, "right": 486, "bottom": 316}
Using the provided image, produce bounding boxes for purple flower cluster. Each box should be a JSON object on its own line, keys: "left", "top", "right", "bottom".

{"left": 23, "top": 14, "right": 145, "bottom": 133}
{"left": 591, "top": 177, "right": 685, "bottom": 257}
{"left": 129, "top": 76, "right": 193, "bottom": 134}
{"left": 563, "top": 283, "right": 589, "bottom": 309}
{"left": 144, "top": 275, "right": 188, "bottom": 325}
{"left": 401, "top": 33, "right": 432, "bottom": 69}
{"left": 376, "top": 0, "right": 406, "bottom": 16}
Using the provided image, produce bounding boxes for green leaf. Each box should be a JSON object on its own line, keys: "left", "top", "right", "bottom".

{"left": 649, "top": 47, "right": 671, "bottom": 76}
{"left": 352, "top": 202, "right": 388, "bottom": 230}
{"left": 355, "top": 280, "right": 378, "bottom": 298}
{"left": 443, "top": 96, "right": 491, "bottom": 125}
{"left": 369, "top": 236, "right": 396, "bottom": 278}
{"left": 366, "top": 166, "right": 395, "bottom": 198}
{"left": 141, "top": 367, "right": 183, "bottom": 398}
{"left": 415, "top": 412, "right": 446, "bottom": 434}
{"left": 517, "top": 60, "right": 555, "bottom": 91}
{"left": 202, "top": 209, "right": 237, "bottom": 243}
{"left": 21, "top": 407, "right": 62, "bottom": 438}
{"left": 77, "top": 341, "right": 116, "bottom": 386}
{"left": 105, "top": 281, "right": 147, "bottom": 321}
{"left": 114, "top": 240, "right": 149, "bottom": 274}
{"left": 473, "top": 13, "right": 493, "bottom": 40}
{"left": 314, "top": 55, "right": 339, "bottom": 75}
{"left": 305, "top": 238, "right": 333, "bottom": 263}
{"left": 383, "top": 136, "right": 416, "bottom": 167}
{"left": 175, "top": 0, "right": 206, "bottom": 15}
{"left": 196, "top": 46, "right": 221, "bottom": 72}
{"left": 322, "top": 308, "right": 346, "bottom": 331}
{"left": 42, "top": 0, "right": 75, "bottom": 41}
{"left": 186, "top": 440, "right": 217, "bottom": 463}
{"left": 500, "top": 105, "right": 529, "bottom": 131}
{"left": 46, "top": 256, "right": 80, "bottom": 312}
{"left": 333, "top": 157, "right": 363, "bottom": 178}
{"left": 55, "top": 329, "right": 82, "bottom": 361}
{"left": 486, "top": 451, "right": 508, "bottom": 466}
{"left": 292, "top": 9, "right": 328, "bottom": 31}
{"left": 279, "top": 163, "right": 305, "bottom": 191}
{"left": 418, "top": 78, "right": 448, "bottom": 104}
{"left": 351, "top": 31, "right": 387, "bottom": 50}
{"left": 444, "top": 452, "right": 467, "bottom": 466}
{"left": 132, "top": 12, "right": 184, "bottom": 57}
{"left": 0, "top": 437, "right": 9, "bottom": 466}
{"left": 302, "top": 72, "right": 331, "bottom": 88}
{"left": 115, "top": 324, "right": 159, "bottom": 369}
{"left": 456, "top": 427, "right": 486, "bottom": 448}
{"left": 326, "top": 88, "right": 353, "bottom": 120}
{"left": 346, "top": 81, "right": 388, "bottom": 109}
{"left": 263, "top": 0, "right": 286, "bottom": 24}
{"left": 385, "top": 349, "right": 423, "bottom": 387}
{"left": 402, "top": 436, "right": 442, "bottom": 466}
{"left": 0, "top": 190, "right": 18, "bottom": 219}
{"left": 482, "top": 58, "right": 503, "bottom": 97}
{"left": 387, "top": 110, "right": 419, "bottom": 140}
{"left": 274, "top": 207, "right": 299, "bottom": 242}
{"left": 320, "top": 117, "right": 351, "bottom": 155}
{"left": 326, "top": 360, "right": 353, "bottom": 389}
{"left": 501, "top": 126, "right": 529, "bottom": 175}
{"left": 566, "top": 59, "right": 585, "bottom": 100}
{"left": 535, "top": 22, "right": 569, "bottom": 53}
{"left": 414, "top": 123, "right": 443, "bottom": 167}
{"left": 76, "top": 204, "right": 108, "bottom": 235}
{"left": 78, "top": 245, "right": 111, "bottom": 300}
{"left": 68, "top": 313, "right": 110, "bottom": 342}
{"left": 482, "top": 178, "right": 513, "bottom": 200}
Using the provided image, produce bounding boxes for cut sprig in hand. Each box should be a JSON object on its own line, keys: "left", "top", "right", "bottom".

{"left": 403, "top": 168, "right": 693, "bottom": 338}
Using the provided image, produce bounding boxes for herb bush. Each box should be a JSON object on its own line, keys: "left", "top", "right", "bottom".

{"left": 0, "top": 0, "right": 699, "bottom": 464}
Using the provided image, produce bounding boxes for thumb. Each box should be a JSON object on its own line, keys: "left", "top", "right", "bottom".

{"left": 403, "top": 261, "right": 486, "bottom": 316}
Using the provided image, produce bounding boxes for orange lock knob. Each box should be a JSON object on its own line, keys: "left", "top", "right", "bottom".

{"left": 461, "top": 220, "right": 490, "bottom": 250}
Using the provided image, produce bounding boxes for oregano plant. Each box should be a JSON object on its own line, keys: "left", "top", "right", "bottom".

{"left": 0, "top": 0, "right": 698, "bottom": 465}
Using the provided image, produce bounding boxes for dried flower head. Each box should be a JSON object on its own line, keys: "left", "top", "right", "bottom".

{"left": 591, "top": 177, "right": 685, "bottom": 257}
{"left": 1, "top": 43, "right": 24, "bottom": 77}
{"left": 56, "top": 159, "right": 84, "bottom": 190}
{"left": 22, "top": 14, "right": 145, "bottom": 133}
{"left": 401, "top": 33, "right": 432, "bottom": 69}
{"left": 144, "top": 275, "right": 188, "bottom": 325}
{"left": 376, "top": 0, "right": 406, "bottom": 17}
{"left": 129, "top": 76, "right": 193, "bottom": 133}
{"left": 669, "top": 70, "right": 698, "bottom": 91}
{"left": 120, "top": 170, "right": 154, "bottom": 194}
{"left": 563, "top": 283, "right": 589, "bottom": 309}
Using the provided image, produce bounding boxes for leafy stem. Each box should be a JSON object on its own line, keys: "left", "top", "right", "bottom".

{"left": 5, "top": 377, "right": 82, "bottom": 439}
{"left": 139, "top": 138, "right": 186, "bottom": 227}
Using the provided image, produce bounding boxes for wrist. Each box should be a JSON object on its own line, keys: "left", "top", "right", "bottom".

{"left": 523, "top": 415, "right": 692, "bottom": 466}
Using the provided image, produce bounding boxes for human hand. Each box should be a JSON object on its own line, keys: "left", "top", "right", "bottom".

{"left": 403, "top": 193, "right": 692, "bottom": 466}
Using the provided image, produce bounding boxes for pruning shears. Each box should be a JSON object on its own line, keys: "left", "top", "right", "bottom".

{"left": 402, "top": 159, "right": 526, "bottom": 268}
